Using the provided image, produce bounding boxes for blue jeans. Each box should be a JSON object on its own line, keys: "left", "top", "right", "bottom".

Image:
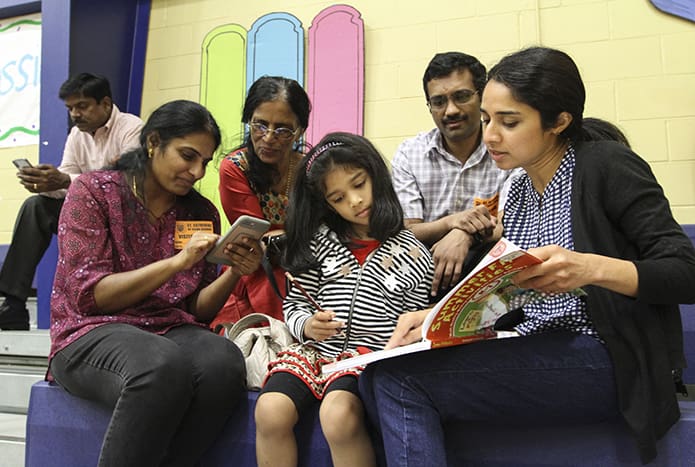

{"left": 358, "top": 331, "right": 618, "bottom": 467}
{"left": 50, "top": 323, "right": 246, "bottom": 467}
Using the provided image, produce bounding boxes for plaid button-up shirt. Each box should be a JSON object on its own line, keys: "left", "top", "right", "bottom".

{"left": 391, "top": 128, "right": 511, "bottom": 222}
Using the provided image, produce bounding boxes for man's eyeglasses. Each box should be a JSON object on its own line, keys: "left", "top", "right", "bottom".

{"left": 427, "top": 89, "right": 478, "bottom": 110}
{"left": 249, "top": 122, "right": 299, "bottom": 141}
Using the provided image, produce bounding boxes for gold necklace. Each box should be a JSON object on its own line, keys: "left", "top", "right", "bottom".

{"left": 131, "top": 173, "right": 175, "bottom": 220}
{"left": 285, "top": 156, "right": 296, "bottom": 198}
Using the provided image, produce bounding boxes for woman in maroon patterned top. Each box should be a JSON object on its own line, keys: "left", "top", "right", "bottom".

{"left": 48, "top": 100, "right": 261, "bottom": 467}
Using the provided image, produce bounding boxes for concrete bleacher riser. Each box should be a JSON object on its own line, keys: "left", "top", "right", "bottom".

{"left": 0, "top": 307, "right": 45, "bottom": 467}
{"left": 0, "top": 331, "right": 50, "bottom": 413}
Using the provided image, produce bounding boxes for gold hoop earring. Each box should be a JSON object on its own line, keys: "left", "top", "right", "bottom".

{"left": 148, "top": 147, "right": 154, "bottom": 159}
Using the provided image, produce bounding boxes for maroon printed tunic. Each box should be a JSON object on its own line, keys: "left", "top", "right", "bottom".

{"left": 48, "top": 170, "right": 220, "bottom": 362}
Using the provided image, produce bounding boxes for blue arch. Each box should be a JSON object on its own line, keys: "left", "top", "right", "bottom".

{"left": 246, "top": 12, "right": 304, "bottom": 89}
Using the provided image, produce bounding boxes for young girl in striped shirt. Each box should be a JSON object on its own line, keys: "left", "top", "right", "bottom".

{"left": 254, "top": 132, "right": 434, "bottom": 467}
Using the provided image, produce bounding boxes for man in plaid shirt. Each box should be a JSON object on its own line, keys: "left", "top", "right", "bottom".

{"left": 391, "top": 52, "right": 513, "bottom": 300}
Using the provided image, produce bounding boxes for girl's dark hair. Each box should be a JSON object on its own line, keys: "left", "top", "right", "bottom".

{"left": 238, "top": 76, "right": 311, "bottom": 193}
{"left": 487, "top": 46, "right": 585, "bottom": 142}
{"left": 111, "top": 99, "right": 221, "bottom": 192}
{"left": 283, "top": 132, "right": 404, "bottom": 273}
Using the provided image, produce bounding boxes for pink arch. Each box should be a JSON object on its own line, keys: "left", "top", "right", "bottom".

{"left": 306, "top": 4, "right": 364, "bottom": 145}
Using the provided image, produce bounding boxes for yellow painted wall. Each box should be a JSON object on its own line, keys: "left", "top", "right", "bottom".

{"left": 0, "top": 145, "right": 38, "bottom": 243}
{"left": 1, "top": 0, "right": 694, "bottom": 246}
{"left": 141, "top": 0, "right": 695, "bottom": 223}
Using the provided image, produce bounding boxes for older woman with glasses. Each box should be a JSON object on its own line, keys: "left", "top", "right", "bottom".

{"left": 211, "top": 76, "right": 311, "bottom": 328}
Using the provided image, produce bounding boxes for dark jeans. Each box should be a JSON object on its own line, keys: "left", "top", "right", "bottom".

{"left": 50, "top": 323, "right": 246, "bottom": 467}
{"left": 0, "top": 195, "right": 63, "bottom": 301}
{"left": 358, "top": 331, "right": 618, "bottom": 467}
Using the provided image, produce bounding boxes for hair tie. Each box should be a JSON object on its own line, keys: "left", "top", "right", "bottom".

{"left": 305, "top": 141, "right": 344, "bottom": 174}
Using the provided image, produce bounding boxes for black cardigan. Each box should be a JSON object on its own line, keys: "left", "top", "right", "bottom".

{"left": 570, "top": 140, "right": 695, "bottom": 463}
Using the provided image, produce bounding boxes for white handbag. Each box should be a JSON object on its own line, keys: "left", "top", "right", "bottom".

{"left": 224, "top": 313, "right": 295, "bottom": 390}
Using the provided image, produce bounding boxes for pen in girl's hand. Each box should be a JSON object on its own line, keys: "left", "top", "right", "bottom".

{"left": 285, "top": 272, "right": 324, "bottom": 312}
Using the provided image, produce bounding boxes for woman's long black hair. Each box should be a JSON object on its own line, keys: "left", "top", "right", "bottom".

{"left": 109, "top": 99, "right": 221, "bottom": 214}
{"left": 487, "top": 46, "right": 586, "bottom": 142}
{"left": 112, "top": 99, "right": 220, "bottom": 176}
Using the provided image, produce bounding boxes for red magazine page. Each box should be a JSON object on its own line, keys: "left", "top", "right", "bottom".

{"left": 425, "top": 238, "right": 542, "bottom": 347}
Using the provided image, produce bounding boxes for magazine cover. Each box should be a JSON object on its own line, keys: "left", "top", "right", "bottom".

{"left": 423, "top": 237, "right": 542, "bottom": 347}
{"left": 322, "top": 237, "right": 584, "bottom": 374}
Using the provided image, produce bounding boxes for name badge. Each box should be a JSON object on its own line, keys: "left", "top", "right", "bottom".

{"left": 174, "top": 220, "right": 214, "bottom": 249}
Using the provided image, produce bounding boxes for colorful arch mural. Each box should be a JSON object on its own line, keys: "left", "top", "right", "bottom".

{"left": 197, "top": 5, "right": 365, "bottom": 232}
{"left": 246, "top": 12, "right": 305, "bottom": 89}
{"left": 649, "top": 0, "right": 695, "bottom": 22}
{"left": 198, "top": 24, "right": 247, "bottom": 232}
{"left": 306, "top": 5, "right": 364, "bottom": 146}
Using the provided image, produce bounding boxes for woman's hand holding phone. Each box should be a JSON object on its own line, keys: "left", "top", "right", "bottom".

{"left": 206, "top": 215, "right": 270, "bottom": 265}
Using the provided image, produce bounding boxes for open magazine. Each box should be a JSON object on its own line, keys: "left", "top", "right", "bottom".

{"left": 322, "top": 237, "right": 584, "bottom": 374}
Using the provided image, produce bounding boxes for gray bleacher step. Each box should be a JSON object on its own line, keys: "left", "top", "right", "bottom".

{"left": 0, "top": 367, "right": 45, "bottom": 414}
{"left": 0, "top": 413, "right": 26, "bottom": 467}
{"left": 0, "top": 299, "right": 44, "bottom": 467}
{"left": 0, "top": 437, "right": 24, "bottom": 467}
{"left": 0, "top": 413, "right": 25, "bottom": 441}
{"left": 0, "top": 328, "right": 49, "bottom": 414}
{"left": 0, "top": 329, "right": 50, "bottom": 359}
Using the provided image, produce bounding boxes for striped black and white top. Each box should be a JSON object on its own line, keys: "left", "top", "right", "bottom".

{"left": 284, "top": 225, "right": 434, "bottom": 358}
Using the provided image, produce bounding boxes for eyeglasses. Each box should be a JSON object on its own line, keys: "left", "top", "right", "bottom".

{"left": 249, "top": 122, "right": 299, "bottom": 141}
{"left": 427, "top": 89, "right": 478, "bottom": 110}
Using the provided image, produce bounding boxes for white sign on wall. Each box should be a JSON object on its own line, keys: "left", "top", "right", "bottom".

{"left": 0, "top": 13, "right": 41, "bottom": 148}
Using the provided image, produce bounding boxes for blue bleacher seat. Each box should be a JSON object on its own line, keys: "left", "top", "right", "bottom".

{"left": 681, "top": 225, "right": 695, "bottom": 386}
{"left": 22, "top": 225, "right": 695, "bottom": 465}
{"left": 25, "top": 381, "right": 695, "bottom": 466}
{"left": 682, "top": 303, "right": 695, "bottom": 385}
{"left": 25, "top": 381, "right": 332, "bottom": 467}
{"left": 446, "top": 405, "right": 695, "bottom": 466}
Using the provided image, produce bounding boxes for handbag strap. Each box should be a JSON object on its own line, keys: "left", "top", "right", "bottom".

{"left": 227, "top": 313, "right": 274, "bottom": 341}
{"left": 262, "top": 254, "right": 285, "bottom": 300}
{"left": 227, "top": 312, "right": 295, "bottom": 346}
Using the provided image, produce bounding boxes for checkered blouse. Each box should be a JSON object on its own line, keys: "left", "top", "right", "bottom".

{"left": 503, "top": 146, "right": 599, "bottom": 338}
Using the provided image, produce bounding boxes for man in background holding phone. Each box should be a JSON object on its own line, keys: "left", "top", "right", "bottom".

{"left": 0, "top": 73, "right": 143, "bottom": 330}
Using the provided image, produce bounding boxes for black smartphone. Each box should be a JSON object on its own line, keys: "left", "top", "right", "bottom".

{"left": 12, "top": 158, "right": 33, "bottom": 169}
{"left": 205, "top": 215, "right": 271, "bottom": 265}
